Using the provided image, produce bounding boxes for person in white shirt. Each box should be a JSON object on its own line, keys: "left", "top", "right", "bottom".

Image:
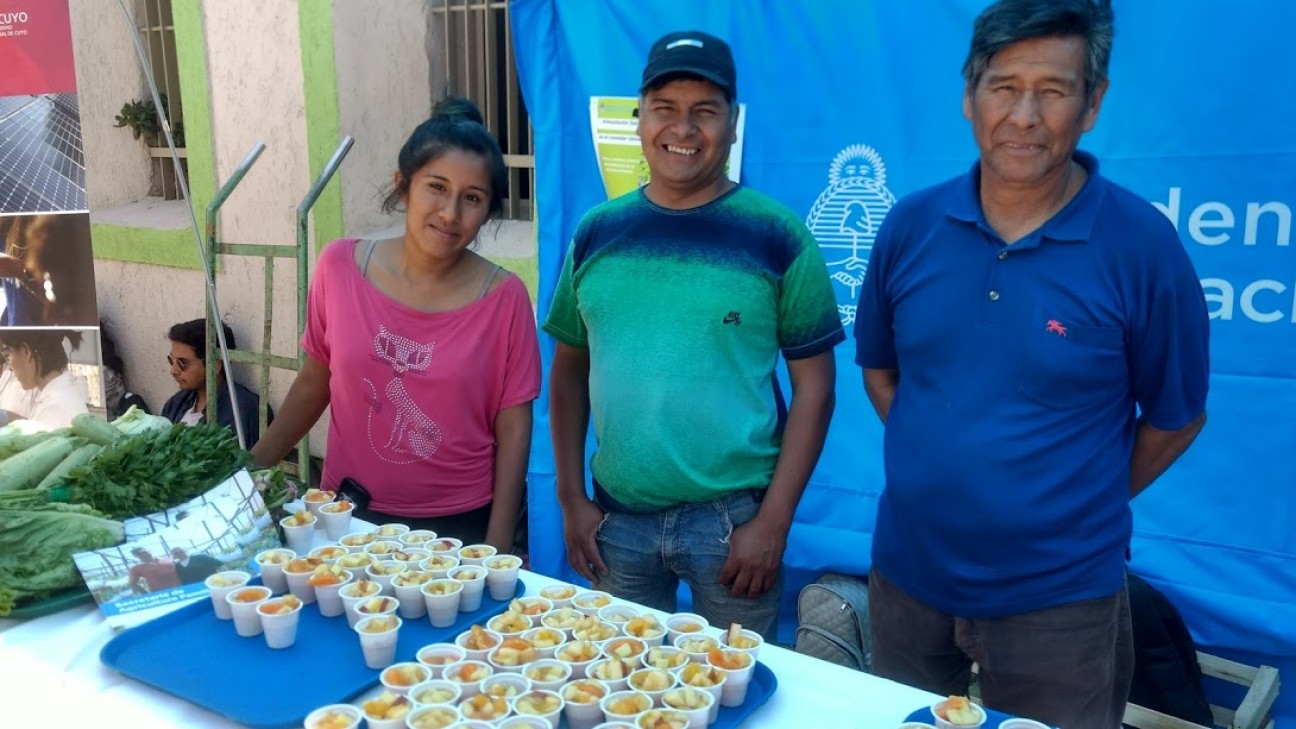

{"left": 0, "top": 330, "right": 88, "bottom": 430}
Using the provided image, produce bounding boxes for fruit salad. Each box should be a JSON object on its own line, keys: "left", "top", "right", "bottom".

{"left": 459, "top": 693, "right": 508, "bottom": 720}
{"left": 257, "top": 595, "right": 303, "bottom": 616}
{"left": 406, "top": 706, "right": 459, "bottom": 729}
{"left": 362, "top": 690, "right": 413, "bottom": 720}
{"left": 337, "top": 553, "right": 374, "bottom": 570}
{"left": 412, "top": 684, "right": 457, "bottom": 705}
{"left": 485, "top": 555, "right": 522, "bottom": 570}
{"left": 229, "top": 587, "right": 270, "bottom": 603}
{"left": 303, "top": 488, "right": 334, "bottom": 503}
{"left": 678, "top": 663, "right": 723, "bottom": 688}
{"left": 572, "top": 617, "right": 618, "bottom": 642}
{"left": 340, "top": 533, "right": 378, "bottom": 547}
{"left": 307, "top": 564, "right": 348, "bottom": 587}
{"left": 561, "top": 679, "right": 607, "bottom": 704}
{"left": 629, "top": 668, "right": 674, "bottom": 692}
{"left": 461, "top": 624, "right": 499, "bottom": 650}
{"left": 343, "top": 579, "right": 382, "bottom": 598}
{"left": 573, "top": 592, "right": 611, "bottom": 610}
{"left": 256, "top": 550, "right": 293, "bottom": 565}
{"left": 541, "top": 607, "right": 583, "bottom": 630}
{"left": 308, "top": 708, "right": 356, "bottom": 729}
{"left": 358, "top": 616, "right": 399, "bottom": 633}
{"left": 488, "top": 610, "right": 531, "bottom": 635}
{"left": 706, "top": 648, "right": 751, "bottom": 671}
{"left": 392, "top": 570, "right": 434, "bottom": 587}
{"left": 284, "top": 557, "right": 323, "bottom": 574}
{"left": 603, "top": 638, "right": 647, "bottom": 660}
{"left": 490, "top": 637, "right": 540, "bottom": 667}
{"left": 356, "top": 596, "right": 398, "bottom": 615}
{"left": 937, "top": 696, "right": 982, "bottom": 724}
{"left": 459, "top": 545, "right": 496, "bottom": 560}
{"left": 605, "top": 693, "right": 650, "bottom": 717}
{"left": 282, "top": 511, "right": 316, "bottom": 527}
{"left": 540, "top": 585, "right": 577, "bottom": 601}
{"left": 376, "top": 524, "right": 409, "bottom": 537}
{"left": 451, "top": 567, "right": 484, "bottom": 581}
{"left": 524, "top": 662, "right": 568, "bottom": 682}
{"left": 625, "top": 615, "right": 665, "bottom": 639}
{"left": 643, "top": 647, "right": 688, "bottom": 671}
{"left": 514, "top": 690, "right": 562, "bottom": 716}
{"left": 320, "top": 501, "right": 353, "bottom": 514}
{"left": 555, "top": 640, "right": 600, "bottom": 663}
{"left": 447, "top": 661, "right": 491, "bottom": 684}
{"left": 382, "top": 662, "right": 430, "bottom": 687}
{"left": 663, "top": 687, "right": 711, "bottom": 711}
{"left": 637, "top": 708, "right": 690, "bottom": 729}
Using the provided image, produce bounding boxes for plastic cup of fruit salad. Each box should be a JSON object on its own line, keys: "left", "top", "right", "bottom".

{"left": 621, "top": 616, "right": 667, "bottom": 649}
{"left": 409, "top": 677, "right": 463, "bottom": 707}
{"left": 256, "top": 594, "right": 304, "bottom": 649}
{"left": 488, "top": 637, "right": 542, "bottom": 674}
{"left": 498, "top": 714, "right": 556, "bottom": 729}
{"left": 355, "top": 595, "right": 401, "bottom": 627}
{"left": 520, "top": 627, "right": 566, "bottom": 660}
{"left": 931, "top": 696, "right": 987, "bottom": 729}
{"left": 423, "top": 554, "right": 461, "bottom": 580}
{"left": 225, "top": 585, "right": 273, "bottom": 637}
{"left": 661, "top": 686, "right": 714, "bottom": 728}
{"left": 308, "top": 544, "right": 348, "bottom": 565}
{"left": 283, "top": 557, "right": 323, "bottom": 605}
{"left": 559, "top": 679, "right": 610, "bottom": 729}
{"left": 639, "top": 646, "right": 688, "bottom": 673}
{"left": 451, "top": 566, "right": 487, "bottom": 612}
{"left": 540, "top": 607, "right": 584, "bottom": 640}
{"left": 309, "top": 566, "right": 354, "bottom": 618}
{"left": 521, "top": 658, "right": 572, "bottom": 692}
{"left": 302, "top": 488, "right": 336, "bottom": 528}
{"left": 599, "top": 690, "right": 652, "bottom": 724}
{"left": 339, "top": 578, "right": 383, "bottom": 628}
{"left": 628, "top": 667, "right": 677, "bottom": 707}
{"left": 374, "top": 523, "right": 410, "bottom": 539}
{"left": 484, "top": 554, "right": 523, "bottom": 601}
{"left": 705, "top": 649, "right": 755, "bottom": 708}
{"left": 587, "top": 657, "right": 636, "bottom": 693}
{"left": 392, "top": 570, "right": 434, "bottom": 619}
{"left": 339, "top": 530, "right": 378, "bottom": 553}
{"left": 457, "top": 544, "right": 497, "bottom": 567}
{"left": 538, "top": 584, "right": 577, "bottom": 609}
{"left": 316, "top": 499, "right": 355, "bottom": 540}
{"left": 422, "top": 578, "right": 465, "bottom": 628}
{"left": 400, "top": 529, "right": 438, "bottom": 547}
{"left": 510, "top": 689, "right": 564, "bottom": 728}
{"left": 573, "top": 617, "right": 619, "bottom": 644}
{"left": 361, "top": 689, "right": 415, "bottom": 729}
{"left": 253, "top": 549, "right": 293, "bottom": 594}
{"left": 572, "top": 590, "right": 613, "bottom": 616}
{"left": 336, "top": 551, "right": 375, "bottom": 574}
{"left": 672, "top": 663, "right": 726, "bottom": 723}
{"left": 366, "top": 559, "right": 409, "bottom": 594}
{"left": 481, "top": 671, "right": 532, "bottom": 702}
{"left": 672, "top": 634, "right": 719, "bottom": 665}
{"left": 458, "top": 692, "right": 512, "bottom": 724}
{"left": 553, "top": 639, "right": 602, "bottom": 680}
{"left": 355, "top": 614, "right": 403, "bottom": 669}
{"left": 442, "top": 659, "right": 493, "bottom": 700}
{"left": 381, "top": 661, "right": 432, "bottom": 696}
{"left": 304, "top": 703, "right": 361, "bottom": 729}
{"left": 597, "top": 604, "right": 639, "bottom": 627}
{"left": 280, "top": 511, "right": 317, "bottom": 557}
{"left": 719, "top": 624, "right": 763, "bottom": 661}
{"left": 488, "top": 609, "right": 533, "bottom": 639}
{"left": 428, "top": 537, "right": 463, "bottom": 554}
{"left": 664, "top": 613, "right": 708, "bottom": 646}
{"left": 204, "top": 570, "right": 250, "bottom": 620}
{"left": 416, "top": 643, "right": 467, "bottom": 678}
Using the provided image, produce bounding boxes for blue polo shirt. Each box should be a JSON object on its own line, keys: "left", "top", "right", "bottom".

{"left": 854, "top": 152, "right": 1209, "bottom": 618}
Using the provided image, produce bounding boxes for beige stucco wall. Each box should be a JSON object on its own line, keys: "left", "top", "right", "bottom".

{"left": 68, "top": 0, "right": 154, "bottom": 210}
{"left": 331, "top": 0, "right": 435, "bottom": 238}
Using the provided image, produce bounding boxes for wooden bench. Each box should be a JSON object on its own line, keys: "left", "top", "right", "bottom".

{"left": 1123, "top": 652, "right": 1281, "bottom": 729}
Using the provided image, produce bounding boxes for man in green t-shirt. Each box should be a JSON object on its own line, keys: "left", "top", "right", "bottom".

{"left": 544, "top": 30, "right": 843, "bottom": 638}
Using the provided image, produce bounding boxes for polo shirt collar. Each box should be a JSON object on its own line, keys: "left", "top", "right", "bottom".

{"left": 946, "top": 150, "right": 1105, "bottom": 244}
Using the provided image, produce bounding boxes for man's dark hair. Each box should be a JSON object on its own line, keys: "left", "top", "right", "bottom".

{"left": 167, "top": 318, "right": 236, "bottom": 361}
{"left": 962, "top": 0, "right": 1114, "bottom": 99}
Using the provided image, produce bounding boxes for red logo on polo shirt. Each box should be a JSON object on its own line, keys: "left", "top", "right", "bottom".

{"left": 1045, "top": 319, "right": 1068, "bottom": 337}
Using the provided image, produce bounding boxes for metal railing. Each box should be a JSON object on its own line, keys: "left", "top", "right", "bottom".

{"left": 432, "top": 0, "right": 534, "bottom": 220}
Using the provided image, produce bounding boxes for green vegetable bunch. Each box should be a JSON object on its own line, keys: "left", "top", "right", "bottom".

{"left": 0, "top": 502, "right": 125, "bottom": 616}
{"left": 62, "top": 423, "right": 251, "bottom": 519}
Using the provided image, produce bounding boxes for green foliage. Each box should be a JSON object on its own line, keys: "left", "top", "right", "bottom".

{"left": 0, "top": 502, "right": 125, "bottom": 615}
{"left": 112, "top": 95, "right": 185, "bottom": 146}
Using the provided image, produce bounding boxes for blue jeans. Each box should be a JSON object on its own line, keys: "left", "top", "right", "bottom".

{"left": 593, "top": 488, "right": 781, "bottom": 640}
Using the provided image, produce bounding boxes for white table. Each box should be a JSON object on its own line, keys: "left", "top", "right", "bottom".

{"left": 0, "top": 525, "right": 943, "bottom": 728}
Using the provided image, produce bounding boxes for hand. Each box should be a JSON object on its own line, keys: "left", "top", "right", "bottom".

{"left": 561, "top": 496, "right": 608, "bottom": 584}
{"left": 718, "top": 514, "right": 788, "bottom": 599}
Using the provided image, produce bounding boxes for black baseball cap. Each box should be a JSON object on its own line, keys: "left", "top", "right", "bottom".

{"left": 640, "top": 31, "right": 737, "bottom": 101}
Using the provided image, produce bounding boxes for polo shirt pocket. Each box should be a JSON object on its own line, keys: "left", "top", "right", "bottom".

{"left": 1017, "top": 310, "right": 1127, "bottom": 410}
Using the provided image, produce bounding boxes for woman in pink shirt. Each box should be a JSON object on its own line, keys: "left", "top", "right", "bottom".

{"left": 252, "top": 99, "right": 541, "bottom": 551}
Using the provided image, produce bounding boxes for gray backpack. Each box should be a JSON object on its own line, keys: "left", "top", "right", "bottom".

{"left": 794, "top": 573, "right": 871, "bottom": 672}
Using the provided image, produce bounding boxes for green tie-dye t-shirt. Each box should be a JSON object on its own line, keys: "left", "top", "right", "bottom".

{"left": 543, "top": 186, "right": 844, "bottom": 510}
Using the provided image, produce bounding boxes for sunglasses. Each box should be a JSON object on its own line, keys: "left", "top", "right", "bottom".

{"left": 167, "top": 355, "right": 197, "bottom": 372}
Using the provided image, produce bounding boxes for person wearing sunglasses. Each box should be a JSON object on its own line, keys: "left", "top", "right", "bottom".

{"left": 159, "top": 318, "right": 270, "bottom": 447}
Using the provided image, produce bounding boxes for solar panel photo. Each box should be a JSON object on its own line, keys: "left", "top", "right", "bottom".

{"left": 0, "top": 93, "right": 87, "bottom": 214}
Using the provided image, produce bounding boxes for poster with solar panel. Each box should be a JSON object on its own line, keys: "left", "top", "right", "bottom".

{"left": 0, "top": 0, "right": 104, "bottom": 435}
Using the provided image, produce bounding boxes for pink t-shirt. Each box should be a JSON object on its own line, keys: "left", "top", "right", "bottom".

{"left": 302, "top": 239, "right": 541, "bottom": 516}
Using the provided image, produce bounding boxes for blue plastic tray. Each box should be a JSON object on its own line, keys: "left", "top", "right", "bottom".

{"left": 101, "top": 579, "right": 526, "bottom": 728}
{"left": 905, "top": 705, "right": 1024, "bottom": 726}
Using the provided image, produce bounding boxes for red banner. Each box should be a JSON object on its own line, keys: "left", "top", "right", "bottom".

{"left": 0, "top": 0, "right": 76, "bottom": 96}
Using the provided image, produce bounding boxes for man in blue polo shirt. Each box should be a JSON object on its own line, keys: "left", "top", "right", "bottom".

{"left": 854, "top": 1, "right": 1209, "bottom": 727}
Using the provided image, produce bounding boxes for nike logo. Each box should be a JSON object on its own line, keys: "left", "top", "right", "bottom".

{"left": 723, "top": 311, "right": 742, "bottom": 325}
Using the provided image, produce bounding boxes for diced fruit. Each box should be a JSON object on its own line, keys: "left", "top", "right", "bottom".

{"left": 459, "top": 693, "right": 507, "bottom": 719}
{"left": 451, "top": 567, "right": 483, "bottom": 580}
{"left": 230, "top": 588, "right": 269, "bottom": 603}
{"left": 303, "top": 488, "right": 334, "bottom": 503}
{"left": 370, "top": 561, "right": 406, "bottom": 575}
{"left": 573, "top": 617, "right": 616, "bottom": 642}
{"left": 706, "top": 648, "right": 750, "bottom": 670}
{"left": 359, "top": 597, "right": 397, "bottom": 613}
{"left": 525, "top": 664, "right": 567, "bottom": 682}
{"left": 430, "top": 539, "right": 459, "bottom": 552}
{"left": 679, "top": 637, "right": 717, "bottom": 654}
{"left": 377, "top": 525, "right": 407, "bottom": 536}
{"left": 562, "top": 680, "right": 607, "bottom": 704}
{"left": 418, "top": 649, "right": 460, "bottom": 666}
{"left": 609, "top": 695, "right": 648, "bottom": 715}
{"left": 664, "top": 687, "right": 709, "bottom": 710}
{"left": 540, "top": 585, "right": 576, "bottom": 600}
{"left": 574, "top": 593, "right": 610, "bottom": 609}
{"left": 486, "top": 681, "right": 522, "bottom": 698}
{"left": 514, "top": 691, "right": 562, "bottom": 714}
{"left": 680, "top": 664, "right": 721, "bottom": 688}
{"left": 486, "top": 555, "right": 521, "bottom": 570}
{"left": 257, "top": 597, "right": 302, "bottom": 616}
{"left": 672, "top": 620, "right": 703, "bottom": 634}
{"left": 509, "top": 598, "right": 549, "bottom": 616}
{"left": 284, "top": 557, "right": 322, "bottom": 574}
{"left": 321, "top": 501, "right": 353, "bottom": 514}
{"left": 392, "top": 571, "right": 433, "bottom": 587}
{"left": 359, "top": 616, "right": 399, "bottom": 633}
{"left": 527, "top": 629, "right": 562, "bottom": 648}
{"left": 605, "top": 638, "right": 645, "bottom": 658}
{"left": 459, "top": 545, "right": 494, "bottom": 559}
{"left": 464, "top": 624, "right": 498, "bottom": 649}
{"left": 257, "top": 550, "right": 292, "bottom": 565}
{"left": 206, "top": 573, "right": 246, "bottom": 587}
{"left": 363, "top": 690, "right": 413, "bottom": 720}
{"left": 489, "top": 610, "right": 530, "bottom": 634}
{"left": 425, "top": 580, "right": 461, "bottom": 596}
{"left": 451, "top": 662, "right": 489, "bottom": 682}
{"left": 625, "top": 615, "right": 664, "bottom": 638}
{"left": 557, "top": 640, "right": 598, "bottom": 662}
{"left": 341, "top": 533, "right": 377, "bottom": 546}
{"left": 938, "top": 696, "right": 981, "bottom": 724}
{"left": 592, "top": 658, "right": 630, "bottom": 680}
{"left": 382, "top": 663, "right": 429, "bottom": 687}
{"left": 645, "top": 648, "right": 686, "bottom": 670}
{"left": 406, "top": 706, "right": 458, "bottom": 729}
{"left": 630, "top": 668, "right": 673, "bottom": 692}
{"left": 337, "top": 553, "right": 374, "bottom": 569}
{"left": 541, "top": 608, "right": 582, "bottom": 629}
{"left": 345, "top": 580, "right": 381, "bottom": 597}
{"left": 308, "top": 564, "right": 347, "bottom": 586}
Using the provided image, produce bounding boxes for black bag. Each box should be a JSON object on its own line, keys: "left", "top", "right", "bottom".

{"left": 1125, "top": 573, "right": 1214, "bottom": 726}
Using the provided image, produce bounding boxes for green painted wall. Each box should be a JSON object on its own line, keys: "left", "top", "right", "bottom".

{"left": 298, "top": 1, "right": 345, "bottom": 252}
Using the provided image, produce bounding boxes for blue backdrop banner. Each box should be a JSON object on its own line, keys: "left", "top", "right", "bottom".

{"left": 512, "top": 1, "right": 1295, "bottom": 722}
